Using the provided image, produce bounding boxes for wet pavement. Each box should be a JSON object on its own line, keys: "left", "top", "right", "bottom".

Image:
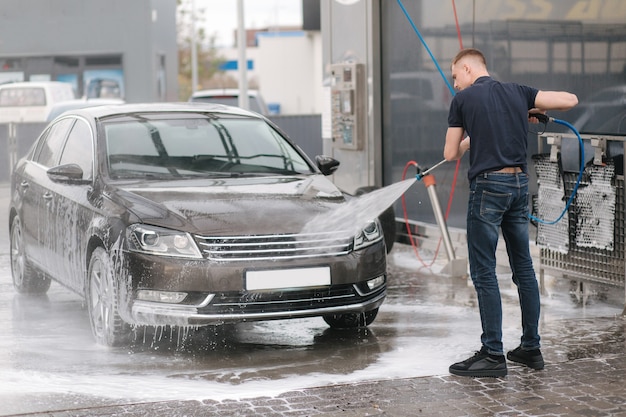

{"left": 23, "top": 353, "right": 625, "bottom": 417}
{"left": 1, "top": 182, "right": 625, "bottom": 416}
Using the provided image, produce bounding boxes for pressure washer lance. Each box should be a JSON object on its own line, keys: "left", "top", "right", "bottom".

{"left": 413, "top": 159, "right": 461, "bottom": 271}
{"left": 415, "top": 159, "right": 448, "bottom": 181}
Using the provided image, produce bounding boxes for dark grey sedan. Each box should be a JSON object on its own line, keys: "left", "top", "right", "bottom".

{"left": 9, "top": 103, "right": 387, "bottom": 346}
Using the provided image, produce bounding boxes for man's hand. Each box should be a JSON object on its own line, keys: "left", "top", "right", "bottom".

{"left": 528, "top": 109, "right": 548, "bottom": 124}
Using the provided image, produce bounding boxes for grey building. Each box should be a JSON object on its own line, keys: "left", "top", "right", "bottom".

{"left": 0, "top": 0, "right": 178, "bottom": 102}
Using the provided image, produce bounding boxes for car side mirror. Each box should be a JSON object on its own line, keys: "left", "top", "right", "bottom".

{"left": 315, "top": 155, "right": 340, "bottom": 176}
{"left": 47, "top": 164, "right": 89, "bottom": 184}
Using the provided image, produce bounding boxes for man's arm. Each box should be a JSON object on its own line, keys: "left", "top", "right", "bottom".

{"left": 444, "top": 127, "right": 469, "bottom": 161}
{"left": 534, "top": 90, "right": 578, "bottom": 111}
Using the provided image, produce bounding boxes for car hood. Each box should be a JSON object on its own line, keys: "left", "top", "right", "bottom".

{"left": 107, "top": 175, "right": 347, "bottom": 235}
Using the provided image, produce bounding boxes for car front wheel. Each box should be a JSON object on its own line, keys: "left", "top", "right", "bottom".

{"left": 10, "top": 216, "right": 51, "bottom": 294}
{"left": 87, "top": 247, "right": 131, "bottom": 347}
{"left": 323, "top": 308, "right": 379, "bottom": 328}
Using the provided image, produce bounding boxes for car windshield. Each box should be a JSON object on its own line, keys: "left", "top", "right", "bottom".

{"left": 104, "top": 113, "right": 313, "bottom": 179}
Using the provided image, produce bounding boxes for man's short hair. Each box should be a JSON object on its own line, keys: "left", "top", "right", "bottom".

{"left": 452, "top": 48, "right": 487, "bottom": 67}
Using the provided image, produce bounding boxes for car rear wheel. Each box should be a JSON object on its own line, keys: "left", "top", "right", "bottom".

{"left": 87, "top": 247, "right": 131, "bottom": 347}
{"left": 10, "top": 216, "right": 51, "bottom": 294}
{"left": 323, "top": 308, "right": 379, "bottom": 328}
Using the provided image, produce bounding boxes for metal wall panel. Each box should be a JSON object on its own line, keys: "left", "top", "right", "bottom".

{"left": 270, "top": 114, "right": 323, "bottom": 159}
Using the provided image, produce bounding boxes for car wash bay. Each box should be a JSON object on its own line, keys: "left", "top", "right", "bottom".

{"left": 0, "top": 181, "right": 623, "bottom": 415}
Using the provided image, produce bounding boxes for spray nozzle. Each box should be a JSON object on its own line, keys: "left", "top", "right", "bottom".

{"left": 415, "top": 158, "right": 448, "bottom": 181}
{"left": 415, "top": 164, "right": 427, "bottom": 181}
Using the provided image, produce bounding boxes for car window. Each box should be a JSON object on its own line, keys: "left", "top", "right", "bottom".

{"left": 104, "top": 115, "right": 313, "bottom": 179}
{"left": 59, "top": 119, "right": 94, "bottom": 179}
{"left": 34, "top": 118, "right": 74, "bottom": 167}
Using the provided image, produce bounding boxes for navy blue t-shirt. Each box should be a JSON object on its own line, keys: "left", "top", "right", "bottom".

{"left": 447, "top": 76, "right": 538, "bottom": 180}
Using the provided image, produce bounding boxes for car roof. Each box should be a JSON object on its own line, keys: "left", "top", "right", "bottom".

{"left": 190, "top": 88, "right": 261, "bottom": 98}
{"left": 62, "top": 101, "right": 264, "bottom": 120}
{"left": 47, "top": 98, "right": 126, "bottom": 121}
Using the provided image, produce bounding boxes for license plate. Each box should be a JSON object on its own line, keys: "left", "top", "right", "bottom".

{"left": 245, "top": 267, "right": 331, "bottom": 291}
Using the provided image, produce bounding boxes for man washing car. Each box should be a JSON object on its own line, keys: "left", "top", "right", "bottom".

{"left": 443, "top": 48, "right": 578, "bottom": 377}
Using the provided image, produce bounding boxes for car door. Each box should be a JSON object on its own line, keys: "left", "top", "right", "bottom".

{"left": 52, "top": 117, "right": 96, "bottom": 293}
{"left": 22, "top": 118, "right": 74, "bottom": 277}
{"left": 15, "top": 145, "right": 50, "bottom": 275}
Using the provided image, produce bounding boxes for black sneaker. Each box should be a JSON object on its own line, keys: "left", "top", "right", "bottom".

{"left": 449, "top": 347, "right": 507, "bottom": 377}
{"left": 507, "top": 346, "right": 544, "bottom": 370}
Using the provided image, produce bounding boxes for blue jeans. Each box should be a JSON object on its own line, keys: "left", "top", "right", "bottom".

{"left": 467, "top": 172, "right": 541, "bottom": 355}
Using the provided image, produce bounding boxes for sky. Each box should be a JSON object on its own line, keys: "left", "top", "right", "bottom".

{"left": 193, "top": 0, "right": 303, "bottom": 48}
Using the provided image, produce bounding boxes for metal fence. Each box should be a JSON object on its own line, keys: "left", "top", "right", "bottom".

{"left": 0, "top": 115, "right": 322, "bottom": 184}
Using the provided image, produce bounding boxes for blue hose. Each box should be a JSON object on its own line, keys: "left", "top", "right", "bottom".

{"left": 529, "top": 117, "right": 585, "bottom": 225}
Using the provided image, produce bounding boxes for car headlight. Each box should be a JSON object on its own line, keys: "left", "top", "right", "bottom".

{"left": 353, "top": 220, "right": 383, "bottom": 250}
{"left": 127, "top": 224, "right": 202, "bottom": 258}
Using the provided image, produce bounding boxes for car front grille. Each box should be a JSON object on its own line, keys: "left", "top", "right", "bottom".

{"left": 194, "top": 231, "right": 354, "bottom": 261}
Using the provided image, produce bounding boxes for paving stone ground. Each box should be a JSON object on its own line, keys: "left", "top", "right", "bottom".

{"left": 13, "top": 314, "right": 624, "bottom": 417}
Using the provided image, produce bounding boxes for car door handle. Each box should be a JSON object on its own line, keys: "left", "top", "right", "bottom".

{"left": 43, "top": 192, "right": 53, "bottom": 201}
{"left": 20, "top": 180, "right": 29, "bottom": 190}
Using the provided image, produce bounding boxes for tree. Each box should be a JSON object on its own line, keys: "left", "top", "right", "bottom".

{"left": 176, "top": 0, "right": 229, "bottom": 100}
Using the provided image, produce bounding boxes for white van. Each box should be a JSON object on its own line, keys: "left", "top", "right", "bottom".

{"left": 0, "top": 81, "right": 75, "bottom": 123}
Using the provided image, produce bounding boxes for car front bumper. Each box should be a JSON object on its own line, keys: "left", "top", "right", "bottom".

{"left": 130, "top": 284, "right": 387, "bottom": 326}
